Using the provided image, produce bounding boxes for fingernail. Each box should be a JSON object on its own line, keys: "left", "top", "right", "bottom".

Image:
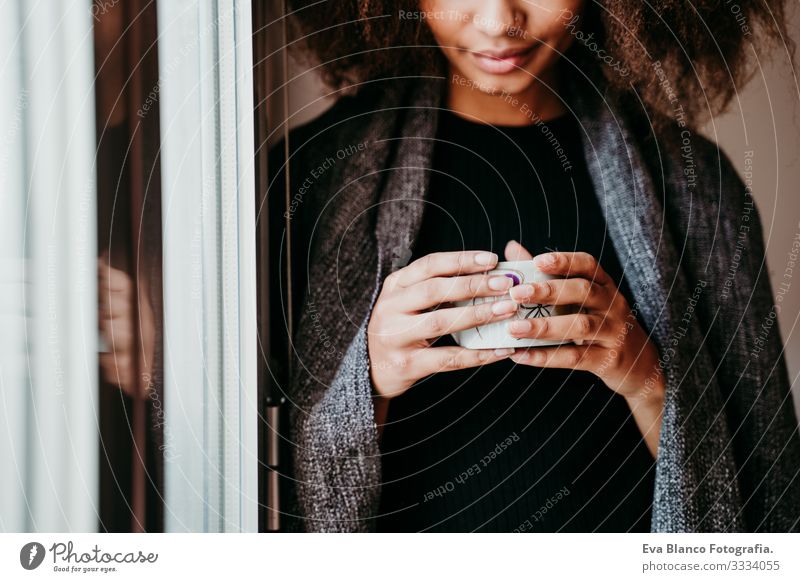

{"left": 509, "top": 320, "right": 531, "bottom": 333}
{"left": 511, "top": 350, "right": 530, "bottom": 362}
{"left": 510, "top": 284, "right": 534, "bottom": 300}
{"left": 475, "top": 252, "right": 498, "bottom": 265}
{"left": 494, "top": 348, "right": 515, "bottom": 356}
{"left": 489, "top": 276, "right": 513, "bottom": 291}
{"left": 534, "top": 254, "right": 555, "bottom": 267}
{"left": 491, "top": 300, "right": 518, "bottom": 315}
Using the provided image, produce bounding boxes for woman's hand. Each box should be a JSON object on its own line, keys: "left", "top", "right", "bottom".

{"left": 98, "top": 255, "right": 155, "bottom": 399}
{"left": 502, "top": 240, "right": 665, "bottom": 457}
{"left": 367, "top": 250, "right": 520, "bottom": 403}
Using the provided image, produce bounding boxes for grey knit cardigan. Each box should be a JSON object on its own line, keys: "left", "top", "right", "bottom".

{"left": 273, "top": 68, "right": 800, "bottom": 532}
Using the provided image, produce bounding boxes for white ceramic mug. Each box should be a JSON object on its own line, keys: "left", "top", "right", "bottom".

{"left": 451, "top": 260, "right": 577, "bottom": 349}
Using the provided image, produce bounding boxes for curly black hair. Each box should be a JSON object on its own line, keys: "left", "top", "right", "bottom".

{"left": 287, "top": 0, "right": 794, "bottom": 132}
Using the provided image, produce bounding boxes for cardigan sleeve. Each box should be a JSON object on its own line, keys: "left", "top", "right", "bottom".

{"left": 285, "top": 224, "right": 385, "bottom": 531}
{"left": 267, "top": 102, "right": 388, "bottom": 532}
{"left": 705, "top": 143, "right": 800, "bottom": 531}
{"left": 289, "top": 283, "right": 384, "bottom": 532}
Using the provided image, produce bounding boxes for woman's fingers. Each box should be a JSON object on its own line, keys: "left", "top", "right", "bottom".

{"left": 510, "top": 344, "right": 603, "bottom": 372}
{"left": 387, "top": 250, "right": 499, "bottom": 289}
{"left": 533, "top": 251, "right": 613, "bottom": 286}
{"left": 504, "top": 239, "right": 534, "bottom": 261}
{"left": 509, "top": 277, "right": 610, "bottom": 310}
{"left": 99, "top": 292, "right": 132, "bottom": 318}
{"left": 372, "top": 345, "right": 516, "bottom": 399}
{"left": 414, "top": 345, "right": 516, "bottom": 379}
{"left": 99, "top": 310, "right": 134, "bottom": 350}
{"left": 98, "top": 351, "right": 140, "bottom": 398}
{"left": 507, "top": 312, "right": 615, "bottom": 343}
{"left": 389, "top": 299, "right": 519, "bottom": 343}
{"left": 99, "top": 262, "right": 132, "bottom": 292}
{"left": 420, "top": 299, "right": 519, "bottom": 339}
{"left": 398, "top": 272, "right": 515, "bottom": 311}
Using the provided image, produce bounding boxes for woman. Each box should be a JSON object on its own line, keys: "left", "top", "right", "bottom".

{"left": 270, "top": 0, "right": 800, "bottom": 532}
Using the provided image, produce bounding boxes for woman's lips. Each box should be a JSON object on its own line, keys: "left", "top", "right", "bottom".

{"left": 469, "top": 44, "right": 538, "bottom": 75}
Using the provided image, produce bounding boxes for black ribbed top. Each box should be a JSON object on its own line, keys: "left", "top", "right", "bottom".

{"left": 376, "top": 109, "right": 655, "bottom": 532}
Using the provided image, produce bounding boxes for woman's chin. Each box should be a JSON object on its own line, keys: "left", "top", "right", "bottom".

{"left": 461, "top": 68, "right": 540, "bottom": 99}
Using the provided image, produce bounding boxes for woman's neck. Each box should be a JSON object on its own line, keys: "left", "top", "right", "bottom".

{"left": 446, "top": 66, "right": 566, "bottom": 126}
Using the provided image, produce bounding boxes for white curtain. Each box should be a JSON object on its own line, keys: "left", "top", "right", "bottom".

{"left": 0, "top": 0, "right": 99, "bottom": 532}
{"left": 158, "top": 0, "right": 258, "bottom": 532}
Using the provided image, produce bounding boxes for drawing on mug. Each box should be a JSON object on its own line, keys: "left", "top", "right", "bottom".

{"left": 515, "top": 303, "right": 552, "bottom": 341}
{"left": 521, "top": 303, "right": 551, "bottom": 319}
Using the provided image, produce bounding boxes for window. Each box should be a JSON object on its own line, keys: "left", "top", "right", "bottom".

{"left": 1, "top": 0, "right": 258, "bottom": 533}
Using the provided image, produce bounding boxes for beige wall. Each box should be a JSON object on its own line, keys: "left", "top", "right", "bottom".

{"left": 274, "top": 13, "right": 800, "bottom": 414}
